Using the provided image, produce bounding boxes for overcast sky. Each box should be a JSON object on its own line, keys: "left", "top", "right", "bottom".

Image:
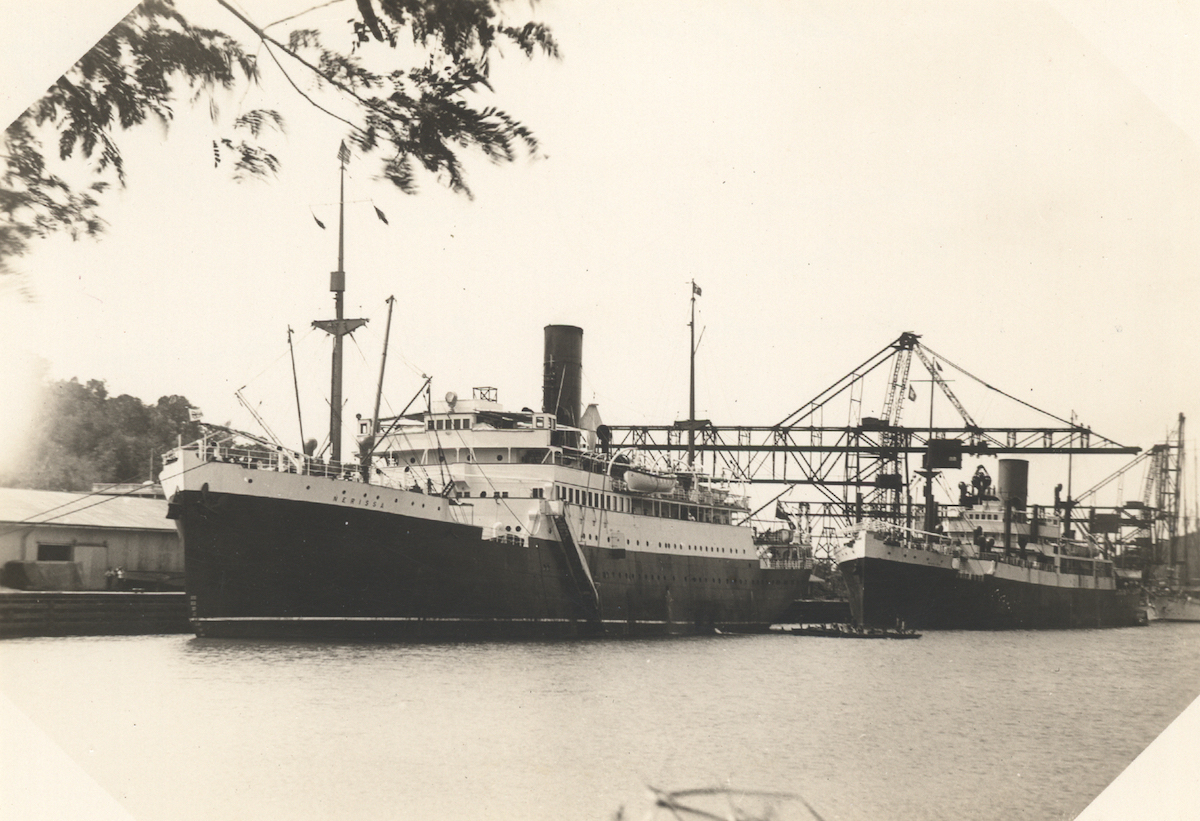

{"left": 2, "top": 0, "right": 1198, "bottom": 504}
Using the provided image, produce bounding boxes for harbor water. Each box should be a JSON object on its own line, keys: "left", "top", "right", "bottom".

{"left": 2, "top": 625, "right": 1198, "bottom": 820}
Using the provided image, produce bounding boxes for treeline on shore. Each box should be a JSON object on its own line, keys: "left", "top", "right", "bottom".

{"left": 2, "top": 378, "right": 200, "bottom": 492}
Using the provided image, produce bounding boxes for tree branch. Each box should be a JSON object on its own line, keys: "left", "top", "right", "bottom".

{"left": 216, "top": 0, "right": 394, "bottom": 124}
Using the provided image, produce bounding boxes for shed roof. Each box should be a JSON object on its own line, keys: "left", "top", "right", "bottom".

{"left": 0, "top": 487, "right": 174, "bottom": 532}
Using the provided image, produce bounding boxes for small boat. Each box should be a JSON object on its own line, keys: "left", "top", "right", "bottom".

{"left": 789, "top": 623, "right": 921, "bottom": 639}
{"left": 623, "top": 467, "right": 676, "bottom": 494}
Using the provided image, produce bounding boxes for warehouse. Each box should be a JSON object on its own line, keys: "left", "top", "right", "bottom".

{"left": 0, "top": 486, "right": 180, "bottom": 591}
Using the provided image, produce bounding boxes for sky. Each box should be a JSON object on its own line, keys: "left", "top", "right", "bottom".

{"left": 1, "top": 0, "right": 1198, "bottom": 508}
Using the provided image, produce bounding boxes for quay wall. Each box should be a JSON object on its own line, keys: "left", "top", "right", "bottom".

{"left": 0, "top": 592, "right": 189, "bottom": 638}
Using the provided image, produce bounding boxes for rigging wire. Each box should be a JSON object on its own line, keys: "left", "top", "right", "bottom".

{"left": 920, "top": 342, "right": 1130, "bottom": 447}
{"left": 0, "top": 455, "right": 218, "bottom": 542}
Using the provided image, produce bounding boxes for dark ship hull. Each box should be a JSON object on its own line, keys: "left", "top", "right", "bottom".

{"left": 835, "top": 458, "right": 1143, "bottom": 631}
{"left": 171, "top": 487, "right": 809, "bottom": 640}
{"left": 839, "top": 553, "right": 1140, "bottom": 630}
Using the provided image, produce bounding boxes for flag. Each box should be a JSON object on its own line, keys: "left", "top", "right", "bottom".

{"left": 908, "top": 385, "right": 917, "bottom": 402}
{"left": 692, "top": 282, "right": 702, "bottom": 296}
{"left": 775, "top": 501, "right": 788, "bottom": 519}
{"left": 313, "top": 214, "right": 326, "bottom": 230}
{"left": 188, "top": 407, "right": 203, "bottom": 421}
{"left": 374, "top": 206, "right": 389, "bottom": 225}
{"left": 338, "top": 140, "right": 351, "bottom": 164}
{"left": 934, "top": 359, "right": 942, "bottom": 371}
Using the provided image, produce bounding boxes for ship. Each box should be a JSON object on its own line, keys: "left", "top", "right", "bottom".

{"left": 160, "top": 324, "right": 814, "bottom": 638}
{"left": 832, "top": 458, "right": 1142, "bottom": 629}
{"left": 157, "top": 149, "right": 810, "bottom": 639}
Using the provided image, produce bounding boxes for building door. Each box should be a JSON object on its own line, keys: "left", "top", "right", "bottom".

{"left": 74, "top": 544, "right": 110, "bottom": 590}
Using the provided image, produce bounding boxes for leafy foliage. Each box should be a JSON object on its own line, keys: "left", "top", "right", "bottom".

{"left": 1, "top": 0, "right": 557, "bottom": 280}
{"left": 0, "top": 378, "right": 201, "bottom": 491}
{"left": 2, "top": 1, "right": 264, "bottom": 276}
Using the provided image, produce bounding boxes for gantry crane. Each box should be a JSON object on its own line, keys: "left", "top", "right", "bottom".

{"left": 606, "top": 332, "right": 1138, "bottom": 549}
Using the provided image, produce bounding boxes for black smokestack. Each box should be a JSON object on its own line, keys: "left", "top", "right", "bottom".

{"left": 997, "top": 459, "right": 1029, "bottom": 511}
{"left": 543, "top": 325, "right": 582, "bottom": 427}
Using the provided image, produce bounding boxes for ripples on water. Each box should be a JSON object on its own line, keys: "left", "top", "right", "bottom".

{"left": 2, "top": 626, "right": 1198, "bottom": 821}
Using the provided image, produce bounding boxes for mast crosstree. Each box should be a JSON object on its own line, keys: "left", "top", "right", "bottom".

{"left": 313, "top": 141, "right": 368, "bottom": 462}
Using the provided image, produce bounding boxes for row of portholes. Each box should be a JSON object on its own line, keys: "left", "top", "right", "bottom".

{"left": 594, "top": 570, "right": 783, "bottom": 587}
{"left": 625, "top": 538, "right": 746, "bottom": 556}
{"left": 602, "top": 573, "right": 675, "bottom": 581}
{"left": 599, "top": 572, "right": 754, "bottom": 585}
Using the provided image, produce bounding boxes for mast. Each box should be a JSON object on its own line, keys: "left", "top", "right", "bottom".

{"left": 371, "top": 295, "right": 396, "bottom": 435}
{"left": 313, "top": 142, "right": 367, "bottom": 463}
{"left": 1172, "top": 413, "right": 1186, "bottom": 571}
{"left": 687, "top": 280, "right": 700, "bottom": 467}
{"left": 287, "top": 326, "right": 305, "bottom": 451}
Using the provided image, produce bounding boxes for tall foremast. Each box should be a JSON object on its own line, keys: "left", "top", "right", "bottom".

{"left": 313, "top": 141, "right": 367, "bottom": 462}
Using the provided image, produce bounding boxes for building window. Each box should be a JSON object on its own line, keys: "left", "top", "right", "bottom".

{"left": 37, "top": 544, "right": 72, "bottom": 562}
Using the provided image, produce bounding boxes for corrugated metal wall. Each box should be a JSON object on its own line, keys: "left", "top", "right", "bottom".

{"left": 0, "top": 523, "right": 180, "bottom": 590}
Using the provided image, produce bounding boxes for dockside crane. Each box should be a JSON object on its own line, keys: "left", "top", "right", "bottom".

{"left": 606, "top": 332, "right": 1138, "bottom": 550}
{"left": 1070, "top": 413, "right": 1184, "bottom": 571}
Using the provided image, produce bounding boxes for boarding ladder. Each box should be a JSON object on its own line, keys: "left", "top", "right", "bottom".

{"left": 550, "top": 515, "right": 602, "bottom": 623}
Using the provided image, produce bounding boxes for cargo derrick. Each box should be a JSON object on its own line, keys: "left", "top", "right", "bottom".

{"left": 606, "top": 332, "right": 1138, "bottom": 556}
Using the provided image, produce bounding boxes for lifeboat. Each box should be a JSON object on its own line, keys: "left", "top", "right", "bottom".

{"left": 624, "top": 467, "right": 676, "bottom": 494}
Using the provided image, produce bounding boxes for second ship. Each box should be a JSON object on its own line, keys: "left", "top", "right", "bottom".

{"left": 833, "top": 458, "right": 1142, "bottom": 629}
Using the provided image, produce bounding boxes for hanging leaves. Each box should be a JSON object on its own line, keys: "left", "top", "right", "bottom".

{"left": 2, "top": 0, "right": 559, "bottom": 280}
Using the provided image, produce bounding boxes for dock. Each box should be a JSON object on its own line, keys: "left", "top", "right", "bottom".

{"left": 0, "top": 591, "right": 189, "bottom": 639}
